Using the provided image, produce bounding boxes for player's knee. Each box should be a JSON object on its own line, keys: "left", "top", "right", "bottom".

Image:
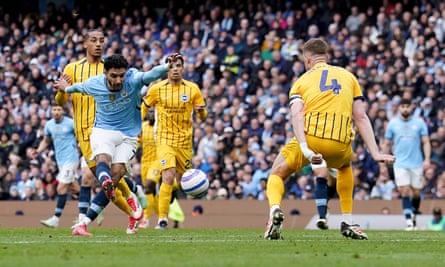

{"left": 81, "top": 174, "right": 95, "bottom": 186}
{"left": 111, "top": 164, "right": 126, "bottom": 182}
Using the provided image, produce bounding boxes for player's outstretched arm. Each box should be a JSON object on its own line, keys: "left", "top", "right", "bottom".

{"left": 353, "top": 99, "right": 395, "bottom": 164}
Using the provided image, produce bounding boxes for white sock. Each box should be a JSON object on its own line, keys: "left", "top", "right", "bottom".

{"left": 270, "top": 205, "right": 280, "bottom": 217}
{"left": 83, "top": 217, "right": 92, "bottom": 226}
{"left": 342, "top": 213, "right": 352, "bottom": 224}
{"left": 78, "top": 213, "right": 86, "bottom": 222}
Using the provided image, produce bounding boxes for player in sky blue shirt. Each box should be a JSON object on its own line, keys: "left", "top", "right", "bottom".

{"left": 64, "top": 61, "right": 167, "bottom": 138}
{"left": 383, "top": 98, "right": 431, "bottom": 231}
{"left": 36, "top": 104, "right": 80, "bottom": 228}
{"left": 54, "top": 53, "right": 179, "bottom": 236}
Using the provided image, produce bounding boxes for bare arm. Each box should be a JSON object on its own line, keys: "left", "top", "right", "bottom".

{"left": 381, "top": 139, "right": 393, "bottom": 154}
{"left": 34, "top": 136, "right": 52, "bottom": 156}
{"left": 422, "top": 135, "right": 431, "bottom": 168}
{"left": 353, "top": 99, "right": 380, "bottom": 156}
{"left": 353, "top": 99, "right": 395, "bottom": 163}
{"left": 290, "top": 98, "right": 320, "bottom": 162}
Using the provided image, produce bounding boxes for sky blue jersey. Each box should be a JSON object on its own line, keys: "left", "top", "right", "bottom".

{"left": 384, "top": 116, "right": 428, "bottom": 168}
{"left": 44, "top": 116, "right": 79, "bottom": 166}
{"left": 66, "top": 64, "right": 168, "bottom": 137}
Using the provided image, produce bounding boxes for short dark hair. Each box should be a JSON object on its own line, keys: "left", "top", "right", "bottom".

{"left": 399, "top": 98, "right": 412, "bottom": 106}
{"left": 104, "top": 54, "right": 129, "bottom": 71}
{"left": 85, "top": 29, "right": 104, "bottom": 40}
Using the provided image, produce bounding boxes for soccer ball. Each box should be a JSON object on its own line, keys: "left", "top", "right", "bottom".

{"left": 180, "top": 169, "right": 209, "bottom": 198}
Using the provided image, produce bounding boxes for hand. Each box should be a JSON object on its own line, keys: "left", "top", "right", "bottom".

{"left": 59, "top": 73, "right": 72, "bottom": 83}
{"left": 53, "top": 77, "right": 69, "bottom": 92}
{"left": 30, "top": 148, "right": 39, "bottom": 159}
{"left": 195, "top": 105, "right": 205, "bottom": 112}
{"left": 373, "top": 153, "right": 396, "bottom": 164}
{"left": 166, "top": 53, "right": 183, "bottom": 68}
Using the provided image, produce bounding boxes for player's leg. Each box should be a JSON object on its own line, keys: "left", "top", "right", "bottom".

{"left": 72, "top": 190, "right": 110, "bottom": 237}
{"left": 411, "top": 167, "right": 423, "bottom": 229}
{"left": 394, "top": 167, "right": 415, "bottom": 230}
{"left": 156, "top": 144, "right": 180, "bottom": 229}
{"left": 314, "top": 168, "right": 337, "bottom": 230}
{"left": 327, "top": 170, "right": 338, "bottom": 200}
{"left": 337, "top": 165, "right": 367, "bottom": 240}
{"left": 113, "top": 137, "right": 143, "bottom": 234}
{"left": 41, "top": 182, "right": 69, "bottom": 228}
{"left": 312, "top": 162, "right": 329, "bottom": 230}
{"left": 264, "top": 139, "right": 304, "bottom": 240}
{"left": 41, "top": 162, "right": 79, "bottom": 228}
{"left": 139, "top": 165, "right": 161, "bottom": 229}
{"left": 90, "top": 127, "right": 119, "bottom": 199}
{"left": 77, "top": 141, "right": 97, "bottom": 222}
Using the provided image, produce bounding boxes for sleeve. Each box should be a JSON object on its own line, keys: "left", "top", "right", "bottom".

{"left": 384, "top": 122, "right": 393, "bottom": 140}
{"left": 66, "top": 83, "right": 86, "bottom": 94}
{"left": 143, "top": 84, "right": 157, "bottom": 106}
{"left": 420, "top": 120, "right": 429, "bottom": 136}
{"left": 351, "top": 74, "right": 364, "bottom": 98}
{"left": 44, "top": 123, "right": 51, "bottom": 137}
{"left": 142, "top": 64, "right": 168, "bottom": 84}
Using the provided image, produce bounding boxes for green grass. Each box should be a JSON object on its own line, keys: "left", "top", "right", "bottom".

{"left": 0, "top": 228, "right": 444, "bottom": 267}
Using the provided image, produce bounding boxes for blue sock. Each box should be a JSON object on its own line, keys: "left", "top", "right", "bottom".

{"left": 411, "top": 196, "right": 421, "bottom": 213}
{"left": 96, "top": 162, "right": 111, "bottom": 184}
{"left": 327, "top": 185, "right": 336, "bottom": 200}
{"left": 55, "top": 193, "right": 67, "bottom": 217}
{"left": 87, "top": 190, "right": 110, "bottom": 221}
{"left": 314, "top": 177, "right": 328, "bottom": 219}
{"left": 78, "top": 186, "right": 91, "bottom": 215}
{"left": 402, "top": 197, "right": 413, "bottom": 219}
{"left": 124, "top": 177, "right": 136, "bottom": 193}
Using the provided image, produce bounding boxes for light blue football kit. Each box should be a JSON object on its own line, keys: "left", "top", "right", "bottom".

{"left": 384, "top": 116, "right": 428, "bottom": 169}
{"left": 44, "top": 116, "right": 79, "bottom": 166}
{"left": 65, "top": 64, "right": 168, "bottom": 137}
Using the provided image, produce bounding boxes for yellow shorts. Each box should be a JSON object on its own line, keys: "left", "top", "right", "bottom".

{"left": 280, "top": 137, "right": 308, "bottom": 171}
{"left": 141, "top": 159, "right": 161, "bottom": 186}
{"left": 306, "top": 135, "right": 353, "bottom": 169}
{"left": 157, "top": 144, "right": 192, "bottom": 177}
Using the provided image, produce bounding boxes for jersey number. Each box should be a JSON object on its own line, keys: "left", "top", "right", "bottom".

{"left": 319, "top": 70, "right": 341, "bottom": 95}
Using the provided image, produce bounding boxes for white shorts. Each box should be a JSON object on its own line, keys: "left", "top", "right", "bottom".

{"left": 90, "top": 127, "right": 138, "bottom": 164}
{"left": 57, "top": 162, "right": 79, "bottom": 184}
{"left": 393, "top": 167, "right": 423, "bottom": 189}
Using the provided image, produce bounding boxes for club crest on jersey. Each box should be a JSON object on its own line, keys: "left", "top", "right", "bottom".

{"left": 109, "top": 94, "right": 116, "bottom": 101}
{"left": 181, "top": 94, "right": 189, "bottom": 102}
{"left": 160, "top": 159, "right": 166, "bottom": 166}
{"left": 120, "top": 90, "right": 128, "bottom": 97}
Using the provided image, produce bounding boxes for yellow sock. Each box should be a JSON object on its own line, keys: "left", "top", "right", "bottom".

{"left": 266, "top": 174, "right": 285, "bottom": 208}
{"left": 111, "top": 189, "right": 132, "bottom": 216}
{"left": 145, "top": 193, "right": 159, "bottom": 218}
{"left": 158, "top": 183, "right": 173, "bottom": 219}
{"left": 116, "top": 178, "right": 131, "bottom": 198}
{"left": 337, "top": 166, "right": 353, "bottom": 214}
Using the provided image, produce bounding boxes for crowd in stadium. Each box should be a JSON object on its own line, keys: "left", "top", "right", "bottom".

{"left": 1, "top": 0, "right": 445, "bottom": 203}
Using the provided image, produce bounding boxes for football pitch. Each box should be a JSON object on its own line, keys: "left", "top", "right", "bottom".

{"left": 0, "top": 228, "right": 444, "bottom": 267}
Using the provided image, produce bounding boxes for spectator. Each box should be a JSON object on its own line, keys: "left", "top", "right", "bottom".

{"left": 427, "top": 207, "right": 445, "bottom": 231}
